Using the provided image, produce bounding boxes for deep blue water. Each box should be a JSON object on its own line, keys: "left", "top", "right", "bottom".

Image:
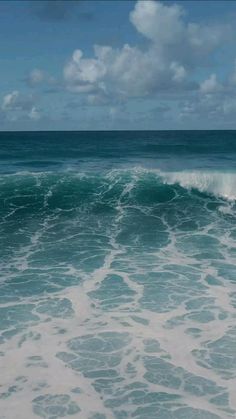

{"left": 1, "top": 131, "right": 236, "bottom": 419}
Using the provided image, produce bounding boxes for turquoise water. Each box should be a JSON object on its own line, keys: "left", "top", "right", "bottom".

{"left": 1, "top": 131, "right": 236, "bottom": 418}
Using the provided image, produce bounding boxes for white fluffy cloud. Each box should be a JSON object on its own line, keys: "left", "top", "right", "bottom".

{"left": 64, "top": 43, "right": 190, "bottom": 100}
{"left": 130, "top": 0, "right": 230, "bottom": 60}
{"left": 130, "top": 0, "right": 185, "bottom": 45}
{"left": 64, "top": 0, "right": 230, "bottom": 104}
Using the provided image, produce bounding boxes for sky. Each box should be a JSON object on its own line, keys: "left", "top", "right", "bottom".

{"left": 1, "top": 0, "right": 236, "bottom": 130}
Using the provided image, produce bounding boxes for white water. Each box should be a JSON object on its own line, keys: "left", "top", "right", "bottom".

{"left": 159, "top": 170, "right": 236, "bottom": 201}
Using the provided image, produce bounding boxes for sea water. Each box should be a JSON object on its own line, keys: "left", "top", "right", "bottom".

{"left": 0, "top": 131, "right": 236, "bottom": 419}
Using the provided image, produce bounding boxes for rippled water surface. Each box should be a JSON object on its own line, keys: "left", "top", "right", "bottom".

{"left": 1, "top": 131, "right": 236, "bottom": 419}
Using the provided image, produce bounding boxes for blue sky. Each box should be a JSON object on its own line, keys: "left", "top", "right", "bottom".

{"left": 1, "top": 0, "right": 236, "bottom": 130}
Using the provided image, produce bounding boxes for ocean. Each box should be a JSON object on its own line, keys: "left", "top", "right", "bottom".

{"left": 1, "top": 130, "right": 236, "bottom": 419}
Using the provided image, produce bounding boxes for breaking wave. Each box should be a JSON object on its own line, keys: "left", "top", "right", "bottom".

{"left": 0, "top": 168, "right": 236, "bottom": 221}
{"left": 159, "top": 169, "right": 236, "bottom": 201}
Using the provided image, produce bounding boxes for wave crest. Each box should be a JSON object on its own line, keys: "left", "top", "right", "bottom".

{"left": 159, "top": 170, "right": 236, "bottom": 201}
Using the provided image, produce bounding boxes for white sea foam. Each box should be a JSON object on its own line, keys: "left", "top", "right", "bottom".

{"left": 159, "top": 170, "right": 236, "bottom": 201}
{"left": 1, "top": 166, "right": 236, "bottom": 418}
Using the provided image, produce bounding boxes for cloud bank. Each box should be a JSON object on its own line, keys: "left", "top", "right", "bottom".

{"left": 1, "top": 91, "right": 41, "bottom": 122}
{"left": 64, "top": 0, "right": 231, "bottom": 107}
{"left": 3, "top": 0, "right": 236, "bottom": 129}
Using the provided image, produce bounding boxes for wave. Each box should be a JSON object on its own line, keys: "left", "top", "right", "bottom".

{"left": 0, "top": 169, "right": 235, "bottom": 217}
{"left": 159, "top": 170, "right": 236, "bottom": 201}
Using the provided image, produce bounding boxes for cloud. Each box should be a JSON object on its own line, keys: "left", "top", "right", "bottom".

{"left": 200, "top": 74, "right": 223, "bottom": 94}
{"left": 229, "top": 59, "right": 236, "bottom": 85}
{"left": 28, "top": 69, "right": 45, "bottom": 86}
{"left": 2, "top": 90, "right": 33, "bottom": 111}
{"left": 26, "top": 68, "right": 56, "bottom": 88}
{"left": 130, "top": 0, "right": 185, "bottom": 45}
{"left": 28, "top": 106, "right": 41, "bottom": 121}
{"left": 2, "top": 91, "right": 19, "bottom": 111}
{"left": 64, "top": 0, "right": 231, "bottom": 104}
{"left": 170, "top": 62, "right": 187, "bottom": 83}
{"left": 14, "top": 0, "right": 235, "bottom": 129}
{"left": 177, "top": 85, "right": 236, "bottom": 128}
{"left": 30, "top": 0, "right": 92, "bottom": 22}
{"left": 64, "top": 43, "right": 192, "bottom": 102}
{"left": 31, "top": 1, "right": 77, "bottom": 21}
{"left": 130, "top": 0, "right": 230, "bottom": 60}
{"left": 1, "top": 91, "right": 41, "bottom": 122}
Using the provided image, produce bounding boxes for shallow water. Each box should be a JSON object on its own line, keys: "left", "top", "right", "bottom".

{"left": 1, "top": 131, "right": 236, "bottom": 418}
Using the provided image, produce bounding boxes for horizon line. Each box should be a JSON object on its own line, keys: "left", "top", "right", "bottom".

{"left": 1, "top": 129, "right": 236, "bottom": 133}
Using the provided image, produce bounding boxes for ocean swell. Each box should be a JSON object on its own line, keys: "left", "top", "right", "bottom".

{"left": 1, "top": 168, "right": 235, "bottom": 213}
